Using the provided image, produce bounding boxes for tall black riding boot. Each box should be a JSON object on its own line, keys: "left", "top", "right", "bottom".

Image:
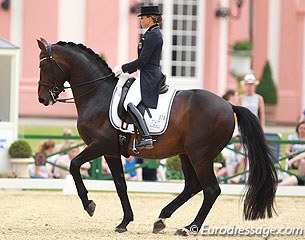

{"left": 127, "top": 103, "right": 153, "bottom": 149}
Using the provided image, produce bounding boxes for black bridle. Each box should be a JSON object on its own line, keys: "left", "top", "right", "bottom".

{"left": 39, "top": 44, "right": 114, "bottom": 103}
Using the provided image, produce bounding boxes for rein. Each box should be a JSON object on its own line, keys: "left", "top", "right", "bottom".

{"left": 56, "top": 73, "right": 114, "bottom": 103}
{"left": 39, "top": 44, "right": 114, "bottom": 103}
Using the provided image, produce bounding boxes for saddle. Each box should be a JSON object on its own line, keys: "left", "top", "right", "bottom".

{"left": 117, "top": 75, "right": 168, "bottom": 125}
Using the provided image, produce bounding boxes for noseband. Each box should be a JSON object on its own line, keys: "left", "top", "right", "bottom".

{"left": 39, "top": 44, "right": 114, "bottom": 103}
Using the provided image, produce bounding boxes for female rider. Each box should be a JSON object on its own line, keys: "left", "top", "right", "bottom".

{"left": 113, "top": 6, "right": 163, "bottom": 150}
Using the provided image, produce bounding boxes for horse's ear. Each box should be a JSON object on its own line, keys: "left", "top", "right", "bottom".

{"left": 40, "top": 38, "right": 48, "bottom": 45}
{"left": 37, "top": 39, "right": 47, "bottom": 53}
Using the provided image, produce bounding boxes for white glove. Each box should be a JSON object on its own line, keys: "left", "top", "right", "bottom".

{"left": 113, "top": 65, "right": 123, "bottom": 77}
{"left": 117, "top": 72, "right": 130, "bottom": 88}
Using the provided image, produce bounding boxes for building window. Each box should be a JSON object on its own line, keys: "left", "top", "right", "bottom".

{"left": 141, "top": 0, "right": 201, "bottom": 79}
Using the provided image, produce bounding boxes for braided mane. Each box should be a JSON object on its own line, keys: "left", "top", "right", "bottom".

{"left": 56, "top": 41, "right": 112, "bottom": 71}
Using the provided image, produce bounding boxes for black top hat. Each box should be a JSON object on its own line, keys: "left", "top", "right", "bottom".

{"left": 138, "top": 6, "right": 162, "bottom": 17}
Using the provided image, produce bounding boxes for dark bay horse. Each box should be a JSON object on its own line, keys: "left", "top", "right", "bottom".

{"left": 37, "top": 38, "right": 277, "bottom": 235}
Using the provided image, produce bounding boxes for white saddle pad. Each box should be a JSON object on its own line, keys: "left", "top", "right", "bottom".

{"left": 109, "top": 78, "right": 177, "bottom": 135}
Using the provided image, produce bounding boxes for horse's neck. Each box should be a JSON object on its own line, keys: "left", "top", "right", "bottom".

{"left": 69, "top": 69, "right": 116, "bottom": 116}
{"left": 57, "top": 46, "right": 116, "bottom": 119}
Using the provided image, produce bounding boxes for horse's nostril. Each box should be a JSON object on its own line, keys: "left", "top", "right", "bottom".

{"left": 38, "top": 97, "right": 49, "bottom": 106}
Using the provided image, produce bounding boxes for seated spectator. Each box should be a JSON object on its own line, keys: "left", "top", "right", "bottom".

{"left": 53, "top": 141, "right": 90, "bottom": 179}
{"left": 279, "top": 154, "right": 305, "bottom": 186}
{"left": 54, "top": 128, "right": 73, "bottom": 154}
{"left": 122, "top": 156, "right": 138, "bottom": 181}
{"left": 285, "top": 121, "right": 305, "bottom": 169}
{"left": 217, "top": 135, "right": 245, "bottom": 183}
{"left": 287, "top": 152, "right": 305, "bottom": 169}
{"left": 135, "top": 158, "right": 166, "bottom": 181}
{"left": 101, "top": 157, "right": 111, "bottom": 176}
{"left": 29, "top": 139, "right": 59, "bottom": 178}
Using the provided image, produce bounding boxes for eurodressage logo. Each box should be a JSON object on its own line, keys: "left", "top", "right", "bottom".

{"left": 201, "top": 225, "right": 304, "bottom": 238}
{"left": 189, "top": 225, "right": 199, "bottom": 234}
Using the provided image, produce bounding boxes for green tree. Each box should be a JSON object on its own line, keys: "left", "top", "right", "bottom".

{"left": 256, "top": 61, "right": 277, "bottom": 104}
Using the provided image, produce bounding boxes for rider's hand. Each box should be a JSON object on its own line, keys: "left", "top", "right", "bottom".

{"left": 113, "top": 65, "right": 123, "bottom": 77}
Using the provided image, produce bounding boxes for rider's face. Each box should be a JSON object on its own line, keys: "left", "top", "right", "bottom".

{"left": 138, "top": 16, "right": 152, "bottom": 29}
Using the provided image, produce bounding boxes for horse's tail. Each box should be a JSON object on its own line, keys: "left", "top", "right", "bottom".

{"left": 232, "top": 105, "right": 278, "bottom": 220}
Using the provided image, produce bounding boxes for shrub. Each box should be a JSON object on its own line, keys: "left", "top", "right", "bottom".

{"left": 166, "top": 168, "right": 184, "bottom": 180}
{"left": 232, "top": 40, "right": 251, "bottom": 51}
{"left": 256, "top": 61, "right": 278, "bottom": 104}
{"left": 8, "top": 140, "right": 32, "bottom": 158}
{"left": 166, "top": 156, "right": 183, "bottom": 180}
{"left": 165, "top": 154, "right": 224, "bottom": 180}
{"left": 214, "top": 153, "right": 224, "bottom": 164}
{"left": 166, "top": 155, "right": 182, "bottom": 171}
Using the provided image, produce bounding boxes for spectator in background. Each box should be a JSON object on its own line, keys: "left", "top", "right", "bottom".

{"left": 279, "top": 152, "right": 305, "bottom": 186}
{"left": 222, "top": 89, "right": 239, "bottom": 137}
{"left": 217, "top": 135, "right": 245, "bottom": 183}
{"left": 122, "top": 156, "right": 138, "bottom": 181}
{"left": 29, "top": 139, "right": 59, "bottom": 178}
{"left": 55, "top": 128, "right": 73, "bottom": 154}
{"left": 101, "top": 157, "right": 111, "bottom": 177}
{"left": 299, "top": 109, "right": 305, "bottom": 122}
{"left": 53, "top": 141, "right": 90, "bottom": 179}
{"left": 287, "top": 151, "right": 305, "bottom": 170}
{"left": 222, "top": 89, "right": 239, "bottom": 105}
{"left": 285, "top": 121, "right": 305, "bottom": 169}
{"left": 135, "top": 157, "right": 166, "bottom": 181}
{"left": 240, "top": 73, "right": 265, "bottom": 128}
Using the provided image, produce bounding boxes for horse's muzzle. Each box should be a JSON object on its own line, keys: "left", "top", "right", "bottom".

{"left": 39, "top": 97, "right": 47, "bottom": 106}
{"left": 38, "top": 97, "right": 53, "bottom": 106}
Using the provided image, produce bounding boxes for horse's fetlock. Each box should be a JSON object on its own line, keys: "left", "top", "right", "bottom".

{"left": 160, "top": 209, "right": 172, "bottom": 219}
{"left": 124, "top": 214, "right": 134, "bottom": 222}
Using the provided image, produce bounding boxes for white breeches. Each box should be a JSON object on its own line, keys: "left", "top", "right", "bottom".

{"left": 123, "top": 77, "right": 142, "bottom": 110}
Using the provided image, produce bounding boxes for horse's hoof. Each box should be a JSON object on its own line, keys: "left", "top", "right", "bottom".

{"left": 85, "top": 200, "right": 96, "bottom": 217}
{"left": 174, "top": 228, "right": 190, "bottom": 236}
{"left": 115, "top": 226, "right": 127, "bottom": 233}
{"left": 153, "top": 218, "right": 166, "bottom": 233}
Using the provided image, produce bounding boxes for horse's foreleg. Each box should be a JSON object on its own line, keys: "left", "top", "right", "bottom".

{"left": 69, "top": 146, "right": 100, "bottom": 216}
{"left": 105, "top": 155, "right": 134, "bottom": 233}
{"left": 153, "top": 154, "right": 202, "bottom": 233}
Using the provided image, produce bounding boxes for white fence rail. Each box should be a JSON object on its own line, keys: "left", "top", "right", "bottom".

{"left": 0, "top": 177, "right": 304, "bottom": 196}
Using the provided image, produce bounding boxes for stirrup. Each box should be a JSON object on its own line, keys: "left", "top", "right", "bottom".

{"left": 136, "top": 137, "right": 153, "bottom": 150}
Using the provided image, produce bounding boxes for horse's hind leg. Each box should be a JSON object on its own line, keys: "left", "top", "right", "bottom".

{"left": 105, "top": 155, "right": 134, "bottom": 233}
{"left": 175, "top": 157, "right": 221, "bottom": 236}
{"left": 153, "top": 154, "right": 202, "bottom": 233}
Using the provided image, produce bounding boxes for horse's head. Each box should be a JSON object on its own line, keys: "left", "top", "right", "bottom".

{"left": 37, "top": 38, "right": 67, "bottom": 106}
